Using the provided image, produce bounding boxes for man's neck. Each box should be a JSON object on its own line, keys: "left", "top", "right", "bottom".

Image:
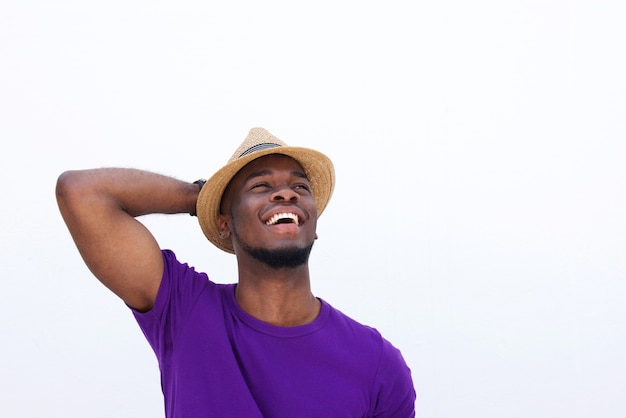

{"left": 235, "top": 261, "right": 320, "bottom": 327}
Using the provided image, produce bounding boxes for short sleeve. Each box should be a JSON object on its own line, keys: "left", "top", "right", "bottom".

{"left": 131, "top": 249, "right": 210, "bottom": 356}
{"left": 371, "top": 339, "right": 416, "bottom": 417}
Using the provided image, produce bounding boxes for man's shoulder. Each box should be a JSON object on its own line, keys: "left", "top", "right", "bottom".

{"left": 158, "top": 249, "right": 235, "bottom": 309}
{"left": 323, "top": 300, "right": 410, "bottom": 362}
{"left": 160, "top": 249, "right": 224, "bottom": 286}
{"left": 323, "top": 301, "right": 384, "bottom": 342}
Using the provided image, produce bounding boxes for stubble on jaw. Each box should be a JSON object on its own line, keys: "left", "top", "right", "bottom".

{"left": 232, "top": 225, "right": 314, "bottom": 269}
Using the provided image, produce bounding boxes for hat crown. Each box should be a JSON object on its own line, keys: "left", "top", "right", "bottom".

{"left": 228, "top": 128, "right": 287, "bottom": 163}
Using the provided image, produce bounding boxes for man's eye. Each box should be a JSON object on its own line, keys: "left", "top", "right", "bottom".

{"left": 251, "top": 183, "right": 270, "bottom": 190}
{"left": 295, "top": 184, "right": 311, "bottom": 192}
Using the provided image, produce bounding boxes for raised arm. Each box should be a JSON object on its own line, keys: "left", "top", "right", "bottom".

{"left": 56, "top": 168, "right": 200, "bottom": 312}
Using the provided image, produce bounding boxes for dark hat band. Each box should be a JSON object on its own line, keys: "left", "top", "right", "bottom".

{"left": 239, "top": 143, "right": 281, "bottom": 158}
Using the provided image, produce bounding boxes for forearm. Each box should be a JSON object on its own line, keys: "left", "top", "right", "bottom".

{"left": 56, "top": 167, "right": 199, "bottom": 217}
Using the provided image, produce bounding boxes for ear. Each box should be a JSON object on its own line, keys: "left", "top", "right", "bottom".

{"left": 217, "top": 214, "right": 232, "bottom": 239}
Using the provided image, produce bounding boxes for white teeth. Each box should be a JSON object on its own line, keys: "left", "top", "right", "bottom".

{"left": 265, "top": 213, "right": 300, "bottom": 226}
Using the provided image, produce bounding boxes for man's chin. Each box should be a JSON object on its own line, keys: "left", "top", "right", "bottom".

{"left": 243, "top": 242, "right": 314, "bottom": 269}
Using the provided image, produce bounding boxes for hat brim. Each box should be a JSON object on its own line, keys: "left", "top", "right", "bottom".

{"left": 196, "top": 146, "right": 335, "bottom": 254}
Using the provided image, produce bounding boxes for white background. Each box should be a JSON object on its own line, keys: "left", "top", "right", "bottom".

{"left": 2, "top": 1, "right": 625, "bottom": 417}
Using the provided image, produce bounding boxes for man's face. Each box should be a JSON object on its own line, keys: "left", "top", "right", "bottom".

{"left": 218, "top": 154, "right": 318, "bottom": 267}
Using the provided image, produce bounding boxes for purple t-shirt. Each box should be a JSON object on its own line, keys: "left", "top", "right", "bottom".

{"left": 133, "top": 250, "right": 415, "bottom": 417}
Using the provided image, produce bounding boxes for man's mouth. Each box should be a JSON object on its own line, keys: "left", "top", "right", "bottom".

{"left": 265, "top": 212, "right": 300, "bottom": 226}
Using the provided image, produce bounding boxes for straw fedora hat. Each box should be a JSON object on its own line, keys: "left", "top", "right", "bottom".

{"left": 196, "top": 127, "right": 335, "bottom": 254}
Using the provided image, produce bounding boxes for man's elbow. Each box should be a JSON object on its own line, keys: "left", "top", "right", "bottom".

{"left": 55, "top": 170, "right": 90, "bottom": 214}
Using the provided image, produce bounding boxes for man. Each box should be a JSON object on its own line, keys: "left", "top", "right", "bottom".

{"left": 56, "top": 127, "right": 416, "bottom": 417}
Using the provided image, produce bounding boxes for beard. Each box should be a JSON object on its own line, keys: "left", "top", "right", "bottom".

{"left": 233, "top": 228, "right": 314, "bottom": 269}
{"left": 243, "top": 242, "right": 314, "bottom": 269}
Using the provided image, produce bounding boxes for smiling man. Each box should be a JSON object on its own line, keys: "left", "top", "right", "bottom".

{"left": 56, "top": 128, "right": 416, "bottom": 417}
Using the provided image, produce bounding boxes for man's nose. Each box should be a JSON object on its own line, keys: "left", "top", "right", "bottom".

{"left": 270, "top": 184, "right": 299, "bottom": 202}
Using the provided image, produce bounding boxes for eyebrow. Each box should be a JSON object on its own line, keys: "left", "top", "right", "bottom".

{"left": 244, "top": 169, "right": 310, "bottom": 183}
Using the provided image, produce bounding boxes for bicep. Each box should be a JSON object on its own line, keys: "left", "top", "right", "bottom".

{"left": 57, "top": 181, "right": 163, "bottom": 312}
